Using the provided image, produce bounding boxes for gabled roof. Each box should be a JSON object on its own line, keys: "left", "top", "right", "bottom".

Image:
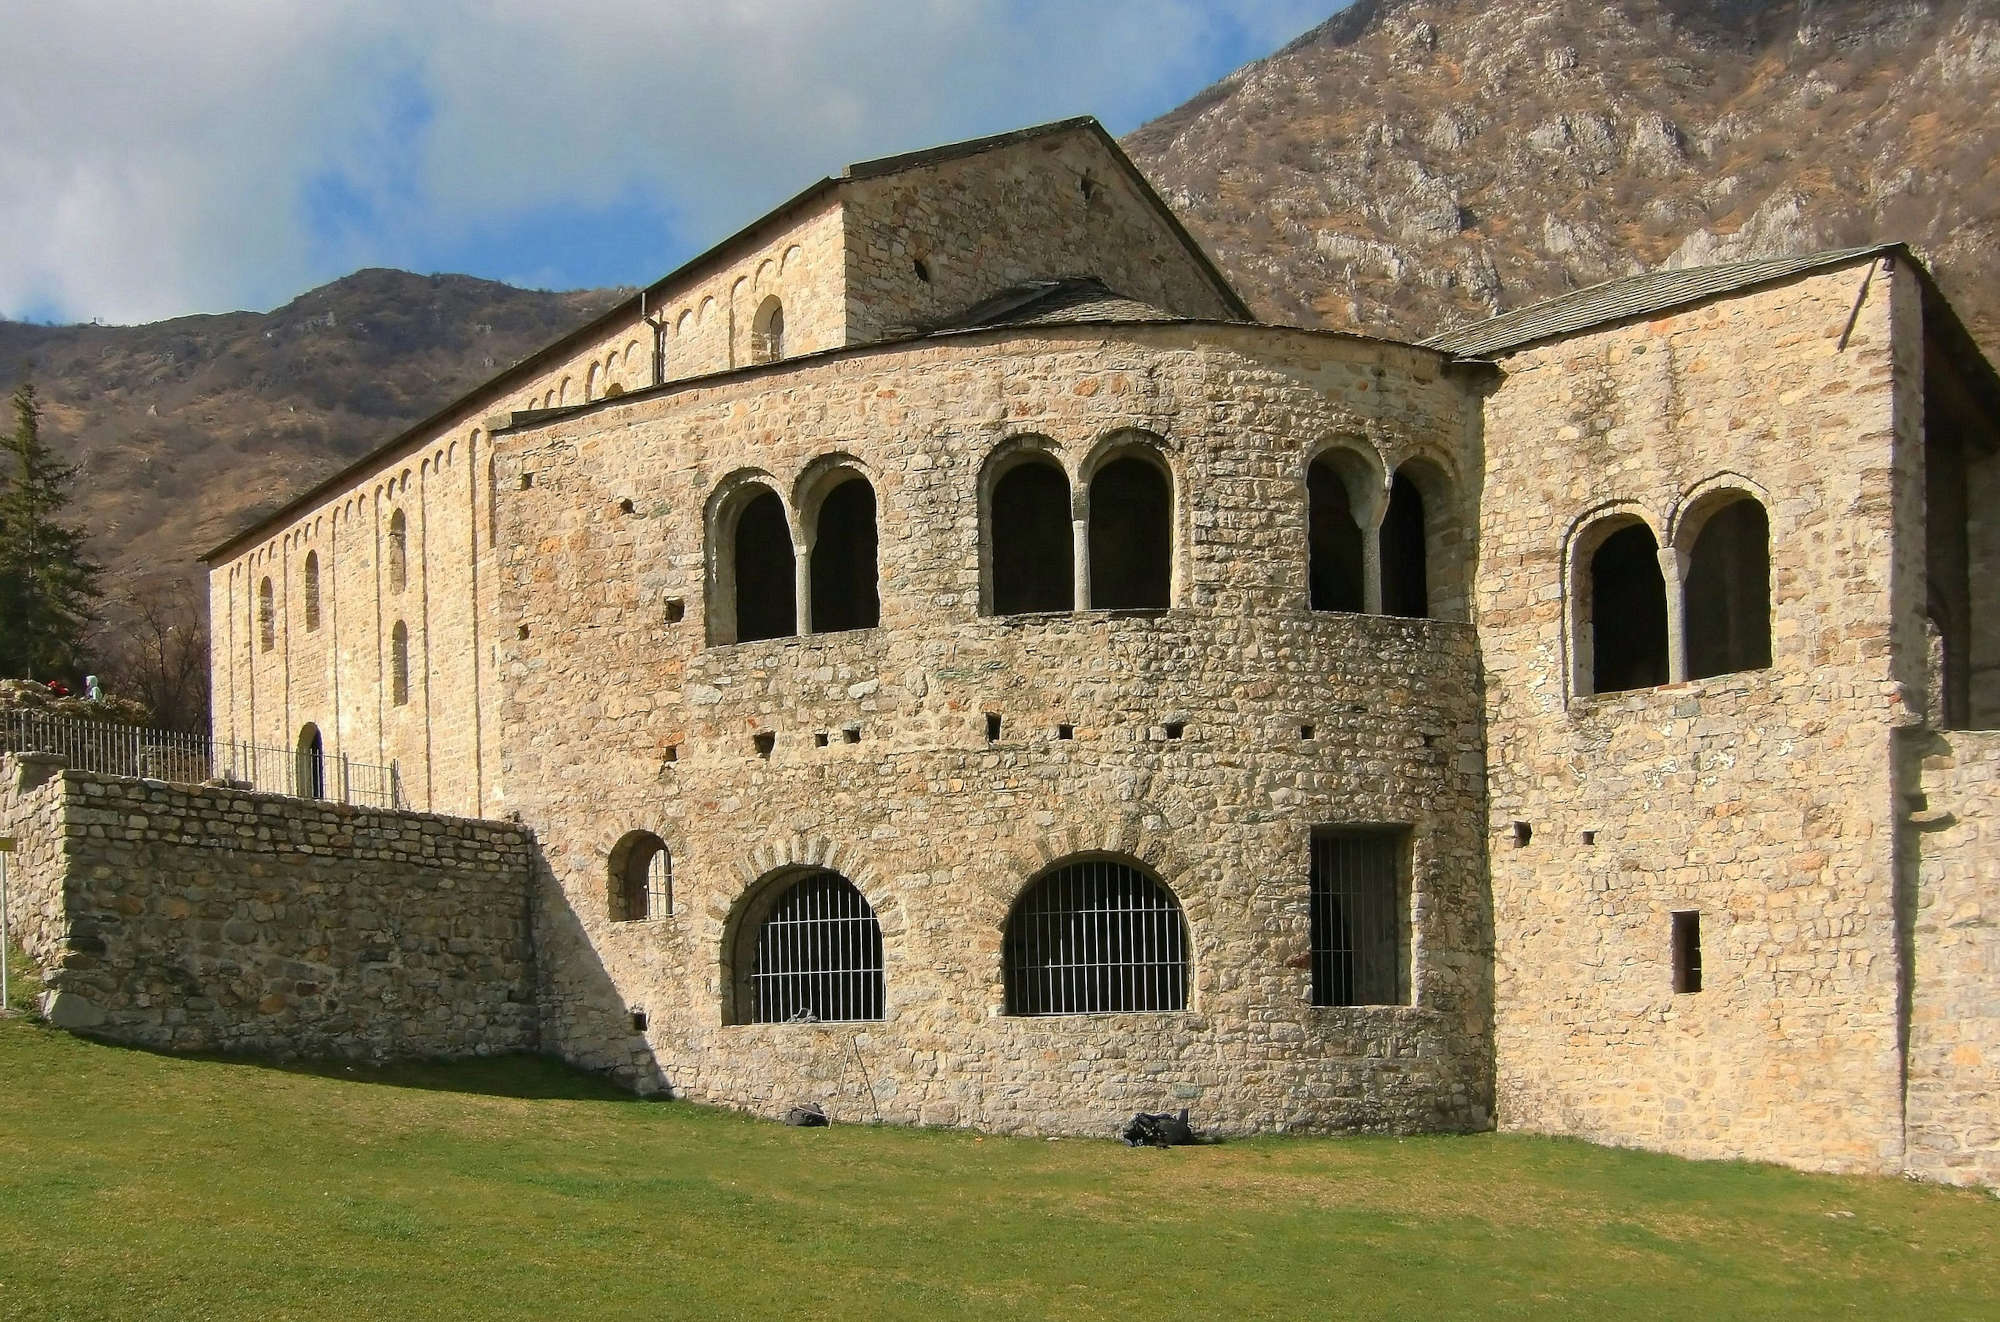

{"left": 1420, "top": 245, "right": 1894, "bottom": 357}
{"left": 203, "top": 117, "right": 1247, "bottom": 564}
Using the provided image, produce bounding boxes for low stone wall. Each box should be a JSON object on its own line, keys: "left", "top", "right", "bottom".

{"left": 0, "top": 756, "right": 537, "bottom": 1061}
{"left": 1906, "top": 730, "right": 2000, "bottom": 1189}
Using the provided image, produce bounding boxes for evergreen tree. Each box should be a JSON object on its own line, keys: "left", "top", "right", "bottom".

{"left": 0, "top": 381, "right": 101, "bottom": 679}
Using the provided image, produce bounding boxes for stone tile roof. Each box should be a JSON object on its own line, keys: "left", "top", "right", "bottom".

{"left": 1421, "top": 245, "right": 1894, "bottom": 357}
{"left": 927, "top": 278, "right": 1181, "bottom": 332}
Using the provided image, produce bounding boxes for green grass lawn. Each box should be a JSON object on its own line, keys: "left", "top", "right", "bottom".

{"left": 0, "top": 945, "right": 1994, "bottom": 1321}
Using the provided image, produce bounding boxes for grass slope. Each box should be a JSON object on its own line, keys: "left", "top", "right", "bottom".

{"left": 0, "top": 968, "right": 1993, "bottom": 1320}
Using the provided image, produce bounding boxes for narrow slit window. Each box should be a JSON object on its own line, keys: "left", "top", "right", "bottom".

{"left": 1672, "top": 910, "right": 1703, "bottom": 994}
{"left": 1309, "top": 828, "right": 1408, "bottom": 1007}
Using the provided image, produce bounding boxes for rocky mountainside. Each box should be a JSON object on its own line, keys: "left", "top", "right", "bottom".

{"left": 5, "top": 0, "right": 1998, "bottom": 606}
{"left": 0, "top": 272, "right": 624, "bottom": 595}
{"left": 1123, "top": 0, "right": 2000, "bottom": 355}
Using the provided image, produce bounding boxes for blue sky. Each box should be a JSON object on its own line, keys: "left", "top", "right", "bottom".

{"left": 0, "top": 1, "right": 1334, "bottom": 325}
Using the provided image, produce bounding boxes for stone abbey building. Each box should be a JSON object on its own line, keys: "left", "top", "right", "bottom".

{"left": 49, "top": 118, "right": 2000, "bottom": 1184}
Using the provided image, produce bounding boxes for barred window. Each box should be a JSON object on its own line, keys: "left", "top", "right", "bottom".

{"left": 1309, "top": 828, "right": 1409, "bottom": 1007}
{"left": 1003, "top": 857, "right": 1188, "bottom": 1015}
{"left": 742, "top": 870, "right": 882, "bottom": 1023}
{"left": 612, "top": 831, "right": 672, "bottom": 921}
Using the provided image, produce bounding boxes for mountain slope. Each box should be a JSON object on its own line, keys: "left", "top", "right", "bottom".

{"left": 0, "top": 272, "right": 625, "bottom": 594}
{"left": 1123, "top": 0, "right": 2000, "bottom": 355}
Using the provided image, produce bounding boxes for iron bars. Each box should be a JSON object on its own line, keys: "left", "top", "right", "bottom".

{"left": 1309, "top": 828, "right": 1407, "bottom": 1007}
{"left": 748, "top": 870, "right": 884, "bottom": 1024}
{"left": 1003, "top": 857, "right": 1189, "bottom": 1016}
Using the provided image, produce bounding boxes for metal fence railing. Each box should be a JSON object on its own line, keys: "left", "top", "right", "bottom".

{"left": 0, "top": 710, "right": 403, "bottom": 810}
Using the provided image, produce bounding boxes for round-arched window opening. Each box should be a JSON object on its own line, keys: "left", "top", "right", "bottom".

{"left": 1003, "top": 856, "right": 1189, "bottom": 1015}
{"left": 295, "top": 723, "right": 325, "bottom": 800}
{"left": 751, "top": 296, "right": 785, "bottom": 364}
{"left": 729, "top": 869, "right": 883, "bottom": 1024}
{"left": 610, "top": 831, "right": 672, "bottom": 921}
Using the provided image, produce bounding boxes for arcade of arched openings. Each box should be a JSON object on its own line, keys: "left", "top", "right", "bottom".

{"left": 1307, "top": 447, "right": 1455, "bottom": 620}
{"left": 708, "top": 468, "right": 881, "bottom": 644}
{"left": 1572, "top": 490, "right": 1774, "bottom": 697}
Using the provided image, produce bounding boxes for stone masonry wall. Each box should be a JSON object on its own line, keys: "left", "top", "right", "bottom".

{"left": 0, "top": 759, "right": 537, "bottom": 1061}
{"left": 1479, "top": 260, "right": 1916, "bottom": 1175}
{"left": 1905, "top": 729, "right": 2000, "bottom": 1189}
{"left": 842, "top": 132, "right": 1241, "bottom": 340}
{"left": 491, "top": 323, "right": 1494, "bottom": 1136}
{"left": 1, "top": 755, "right": 71, "bottom": 978}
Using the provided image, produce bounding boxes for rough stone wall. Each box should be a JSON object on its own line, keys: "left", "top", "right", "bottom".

{"left": 842, "top": 133, "right": 1241, "bottom": 339}
{"left": 1, "top": 755, "right": 71, "bottom": 977}
{"left": 1905, "top": 729, "right": 2000, "bottom": 1189}
{"left": 1479, "top": 260, "right": 1917, "bottom": 1175}
{"left": 0, "top": 759, "right": 537, "bottom": 1061}
{"left": 492, "top": 324, "right": 1493, "bottom": 1135}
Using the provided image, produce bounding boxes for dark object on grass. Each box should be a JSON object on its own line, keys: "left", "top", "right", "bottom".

{"left": 1122, "top": 1107, "right": 1202, "bottom": 1147}
{"left": 784, "top": 1102, "right": 828, "bottom": 1127}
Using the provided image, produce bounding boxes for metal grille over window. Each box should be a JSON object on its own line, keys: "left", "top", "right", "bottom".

{"left": 749, "top": 871, "right": 883, "bottom": 1023}
{"left": 1310, "top": 829, "right": 1407, "bottom": 1007}
{"left": 1003, "top": 858, "right": 1188, "bottom": 1015}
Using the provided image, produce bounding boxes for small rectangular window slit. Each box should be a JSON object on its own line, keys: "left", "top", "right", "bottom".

{"left": 1512, "top": 821, "right": 1532, "bottom": 848}
{"left": 985, "top": 713, "right": 1002, "bottom": 742}
{"left": 754, "top": 731, "right": 775, "bottom": 760}
{"left": 662, "top": 745, "right": 678, "bottom": 764}
{"left": 630, "top": 1010, "right": 648, "bottom": 1033}
{"left": 1581, "top": 829, "right": 1596, "bottom": 846}
{"left": 1672, "top": 910, "right": 1702, "bottom": 994}
{"left": 814, "top": 731, "right": 830, "bottom": 748}
{"left": 519, "top": 472, "right": 534, "bottom": 490}
{"left": 1163, "top": 721, "right": 1185, "bottom": 740}
{"left": 843, "top": 726, "right": 861, "bottom": 744}
{"left": 1300, "top": 724, "right": 1316, "bottom": 741}
{"left": 665, "top": 598, "right": 686, "bottom": 623}
{"left": 1057, "top": 724, "right": 1074, "bottom": 741}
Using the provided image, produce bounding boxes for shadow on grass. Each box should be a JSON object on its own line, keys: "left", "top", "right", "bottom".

{"left": 54, "top": 1029, "right": 654, "bottom": 1104}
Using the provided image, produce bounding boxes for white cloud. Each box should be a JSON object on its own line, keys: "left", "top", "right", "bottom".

{"left": 0, "top": 0, "right": 1327, "bottom": 324}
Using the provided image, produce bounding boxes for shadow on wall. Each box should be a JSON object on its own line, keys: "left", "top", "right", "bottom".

{"left": 531, "top": 857, "right": 672, "bottom": 1097}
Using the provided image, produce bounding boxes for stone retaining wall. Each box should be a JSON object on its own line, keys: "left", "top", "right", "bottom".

{"left": 0, "top": 756, "right": 537, "bottom": 1061}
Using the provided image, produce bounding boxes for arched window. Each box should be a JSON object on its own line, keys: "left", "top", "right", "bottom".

{"left": 734, "top": 870, "right": 883, "bottom": 1023}
{"left": 1684, "top": 496, "right": 1771, "bottom": 680}
{"left": 258, "top": 577, "right": 275, "bottom": 651}
{"left": 1308, "top": 453, "right": 1367, "bottom": 613}
{"left": 295, "top": 724, "right": 325, "bottom": 799}
{"left": 808, "top": 476, "right": 879, "bottom": 633}
{"left": 1584, "top": 520, "right": 1668, "bottom": 694}
{"left": 751, "top": 296, "right": 785, "bottom": 364}
{"left": 1088, "top": 453, "right": 1172, "bottom": 610}
{"left": 724, "top": 487, "right": 797, "bottom": 643}
{"left": 989, "top": 457, "right": 1073, "bottom": 614}
{"left": 302, "top": 551, "right": 321, "bottom": 632}
{"left": 611, "top": 831, "right": 672, "bottom": 921}
{"left": 1003, "top": 857, "right": 1189, "bottom": 1015}
{"left": 1380, "top": 471, "right": 1428, "bottom": 619}
{"left": 387, "top": 508, "right": 407, "bottom": 594}
{"left": 390, "top": 620, "right": 410, "bottom": 706}
{"left": 586, "top": 361, "right": 600, "bottom": 401}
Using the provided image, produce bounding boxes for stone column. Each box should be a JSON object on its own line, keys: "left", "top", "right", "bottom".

{"left": 1659, "top": 544, "right": 1689, "bottom": 683}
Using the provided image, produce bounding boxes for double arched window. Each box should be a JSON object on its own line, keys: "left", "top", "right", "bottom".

{"left": 728, "top": 869, "right": 884, "bottom": 1023}
{"left": 1307, "top": 446, "right": 1454, "bottom": 619}
{"left": 1571, "top": 489, "right": 1772, "bottom": 696}
{"left": 1002, "top": 856, "right": 1189, "bottom": 1015}
{"left": 707, "top": 468, "right": 881, "bottom": 644}
{"left": 981, "top": 435, "right": 1175, "bottom": 616}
